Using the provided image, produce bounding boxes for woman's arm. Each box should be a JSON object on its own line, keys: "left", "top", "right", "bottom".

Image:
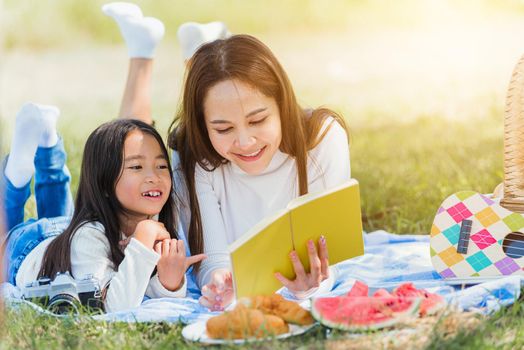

{"left": 194, "top": 165, "right": 231, "bottom": 288}
{"left": 193, "top": 165, "right": 237, "bottom": 309}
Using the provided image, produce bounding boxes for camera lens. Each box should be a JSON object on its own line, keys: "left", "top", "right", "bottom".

{"left": 48, "top": 294, "right": 81, "bottom": 315}
{"left": 38, "top": 277, "right": 52, "bottom": 285}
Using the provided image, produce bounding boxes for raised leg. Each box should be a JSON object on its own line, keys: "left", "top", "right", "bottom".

{"left": 118, "top": 58, "right": 154, "bottom": 124}
{"left": 34, "top": 138, "right": 73, "bottom": 219}
{"left": 3, "top": 103, "right": 54, "bottom": 230}
{"left": 177, "top": 21, "right": 230, "bottom": 62}
{"left": 102, "top": 2, "right": 164, "bottom": 124}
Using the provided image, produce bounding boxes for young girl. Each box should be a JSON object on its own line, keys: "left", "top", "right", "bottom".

{"left": 3, "top": 103, "right": 205, "bottom": 313}
{"left": 104, "top": 3, "right": 350, "bottom": 310}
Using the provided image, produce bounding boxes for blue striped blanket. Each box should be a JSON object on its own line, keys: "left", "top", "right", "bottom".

{"left": 2, "top": 231, "right": 520, "bottom": 323}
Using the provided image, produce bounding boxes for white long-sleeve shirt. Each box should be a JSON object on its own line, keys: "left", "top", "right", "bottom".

{"left": 16, "top": 221, "right": 187, "bottom": 313}
{"left": 188, "top": 117, "right": 351, "bottom": 289}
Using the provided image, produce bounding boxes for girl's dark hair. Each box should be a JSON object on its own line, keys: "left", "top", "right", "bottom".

{"left": 167, "top": 34, "right": 349, "bottom": 267}
{"left": 39, "top": 119, "right": 178, "bottom": 279}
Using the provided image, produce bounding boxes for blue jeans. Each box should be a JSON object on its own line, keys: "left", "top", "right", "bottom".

{"left": 3, "top": 139, "right": 73, "bottom": 285}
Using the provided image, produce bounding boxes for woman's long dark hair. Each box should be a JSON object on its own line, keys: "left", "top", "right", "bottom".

{"left": 39, "top": 119, "right": 178, "bottom": 279}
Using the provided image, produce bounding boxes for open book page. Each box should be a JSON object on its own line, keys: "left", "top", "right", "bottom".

{"left": 228, "top": 208, "right": 288, "bottom": 252}
{"left": 290, "top": 180, "right": 364, "bottom": 273}
{"left": 229, "top": 213, "right": 294, "bottom": 298}
{"left": 286, "top": 179, "right": 359, "bottom": 209}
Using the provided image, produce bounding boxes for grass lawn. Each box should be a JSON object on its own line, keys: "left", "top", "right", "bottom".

{"left": 3, "top": 299, "right": 523, "bottom": 349}
{"left": 3, "top": 0, "right": 524, "bottom": 348}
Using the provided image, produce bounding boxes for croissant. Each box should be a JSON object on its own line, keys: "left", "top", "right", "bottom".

{"left": 206, "top": 303, "right": 289, "bottom": 339}
{"left": 247, "top": 294, "right": 315, "bottom": 326}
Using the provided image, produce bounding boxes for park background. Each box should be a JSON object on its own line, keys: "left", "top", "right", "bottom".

{"left": 2, "top": 0, "right": 524, "bottom": 348}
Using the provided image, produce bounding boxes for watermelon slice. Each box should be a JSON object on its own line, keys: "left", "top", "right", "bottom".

{"left": 347, "top": 280, "right": 369, "bottom": 297}
{"left": 311, "top": 296, "right": 420, "bottom": 331}
{"left": 392, "top": 283, "right": 446, "bottom": 316}
{"left": 372, "top": 288, "right": 392, "bottom": 298}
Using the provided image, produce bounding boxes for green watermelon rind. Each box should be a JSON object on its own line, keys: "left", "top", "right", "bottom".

{"left": 392, "top": 283, "right": 447, "bottom": 316}
{"left": 311, "top": 297, "right": 421, "bottom": 332}
{"left": 421, "top": 295, "right": 447, "bottom": 316}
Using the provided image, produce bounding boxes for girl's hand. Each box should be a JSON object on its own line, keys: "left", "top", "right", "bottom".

{"left": 274, "top": 236, "right": 329, "bottom": 293}
{"left": 155, "top": 239, "right": 206, "bottom": 291}
{"left": 119, "top": 237, "right": 132, "bottom": 250}
{"left": 199, "top": 268, "right": 234, "bottom": 311}
{"left": 133, "top": 220, "right": 171, "bottom": 249}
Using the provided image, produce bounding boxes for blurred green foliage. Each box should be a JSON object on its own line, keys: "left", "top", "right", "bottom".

{"left": 4, "top": 0, "right": 524, "bottom": 50}
{"left": 2, "top": 0, "right": 358, "bottom": 49}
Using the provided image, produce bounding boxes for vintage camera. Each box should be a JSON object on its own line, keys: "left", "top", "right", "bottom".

{"left": 22, "top": 272, "right": 104, "bottom": 314}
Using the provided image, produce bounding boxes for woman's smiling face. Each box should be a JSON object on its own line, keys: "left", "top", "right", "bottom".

{"left": 203, "top": 79, "right": 282, "bottom": 175}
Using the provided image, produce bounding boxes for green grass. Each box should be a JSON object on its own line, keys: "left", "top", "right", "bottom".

{"left": 424, "top": 301, "right": 524, "bottom": 349}
{"left": 2, "top": 305, "right": 329, "bottom": 350}
{"left": 4, "top": 299, "right": 524, "bottom": 349}
{"left": 353, "top": 112, "right": 503, "bottom": 234}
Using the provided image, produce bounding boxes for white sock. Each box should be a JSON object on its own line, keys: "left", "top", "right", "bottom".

{"left": 102, "top": 2, "right": 165, "bottom": 58}
{"left": 37, "top": 103, "right": 60, "bottom": 148}
{"left": 4, "top": 103, "right": 59, "bottom": 188}
{"left": 177, "top": 21, "right": 231, "bottom": 61}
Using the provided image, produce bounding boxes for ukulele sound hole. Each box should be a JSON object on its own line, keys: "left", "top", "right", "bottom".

{"left": 502, "top": 232, "right": 524, "bottom": 259}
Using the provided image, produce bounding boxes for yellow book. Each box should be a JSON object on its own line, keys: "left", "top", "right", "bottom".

{"left": 229, "top": 179, "right": 364, "bottom": 298}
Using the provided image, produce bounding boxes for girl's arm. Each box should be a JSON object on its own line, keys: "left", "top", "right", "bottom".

{"left": 145, "top": 239, "right": 205, "bottom": 298}
{"left": 70, "top": 222, "right": 160, "bottom": 313}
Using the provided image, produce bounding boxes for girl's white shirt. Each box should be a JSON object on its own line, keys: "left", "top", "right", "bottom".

{"left": 16, "top": 221, "right": 187, "bottom": 313}
{"left": 174, "top": 117, "right": 351, "bottom": 296}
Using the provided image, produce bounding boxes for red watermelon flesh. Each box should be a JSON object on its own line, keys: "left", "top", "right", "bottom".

{"left": 393, "top": 283, "right": 446, "bottom": 316}
{"left": 372, "top": 288, "right": 392, "bottom": 298}
{"left": 311, "top": 296, "right": 420, "bottom": 331}
{"left": 347, "top": 280, "right": 369, "bottom": 297}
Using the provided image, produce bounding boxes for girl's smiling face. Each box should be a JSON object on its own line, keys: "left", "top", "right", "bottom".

{"left": 203, "top": 79, "right": 282, "bottom": 175}
{"left": 115, "top": 130, "right": 172, "bottom": 229}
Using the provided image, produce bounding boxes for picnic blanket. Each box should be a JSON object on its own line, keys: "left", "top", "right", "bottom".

{"left": 2, "top": 231, "right": 521, "bottom": 323}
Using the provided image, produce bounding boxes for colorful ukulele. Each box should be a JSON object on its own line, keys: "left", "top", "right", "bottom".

{"left": 431, "top": 54, "right": 524, "bottom": 279}
{"left": 431, "top": 191, "right": 524, "bottom": 278}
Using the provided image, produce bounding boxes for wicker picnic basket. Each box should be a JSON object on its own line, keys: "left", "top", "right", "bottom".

{"left": 501, "top": 54, "right": 524, "bottom": 213}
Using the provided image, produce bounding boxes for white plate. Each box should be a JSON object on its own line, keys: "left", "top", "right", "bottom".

{"left": 182, "top": 320, "right": 316, "bottom": 344}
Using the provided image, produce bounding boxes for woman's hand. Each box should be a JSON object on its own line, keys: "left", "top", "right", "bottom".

{"left": 133, "top": 220, "right": 171, "bottom": 249}
{"left": 274, "top": 236, "right": 329, "bottom": 294}
{"left": 155, "top": 239, "right": 206, "bottom": 291}
{"left": 199, "top": 268, "right": 234, "bottom": 311}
